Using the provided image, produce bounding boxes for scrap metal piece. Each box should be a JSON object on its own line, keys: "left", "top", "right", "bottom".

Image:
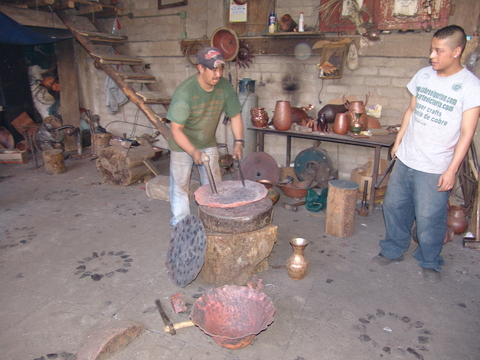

{"left": 167, "top": 215, "right": 206, "bottom": 288}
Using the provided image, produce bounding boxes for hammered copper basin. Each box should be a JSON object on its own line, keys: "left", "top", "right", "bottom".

{"left": 190, "top": 285, "right": 275, "bottom": 350}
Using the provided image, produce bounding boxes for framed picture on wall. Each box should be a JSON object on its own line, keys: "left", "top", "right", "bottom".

{"left": 318, "top": 44, "right": 346, "bottom": 79}
{"left": 158, "top": 0, "right": 187, "bottom": 10}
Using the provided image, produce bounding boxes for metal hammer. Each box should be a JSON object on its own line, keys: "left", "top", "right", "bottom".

{"left": 201, "top": 152, "right": 218, "bottom": 195}
{"left": 155, "top": 299, "right": 176, "bottom": 335}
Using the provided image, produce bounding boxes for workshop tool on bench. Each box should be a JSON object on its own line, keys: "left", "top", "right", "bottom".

{"left": 156, "top": 299, "right": 176, "bottom": 335}
{"left": 281, "top": 200, "right": 306, "bottom": 212}
{"left": 357, "top": 180, "right": 369, "bottom": 217}
{"left": 375, "top": 155, "right": 396, "bottom": 189}
{"left": 202, "top": 152, "right": 218, "bottom": 195}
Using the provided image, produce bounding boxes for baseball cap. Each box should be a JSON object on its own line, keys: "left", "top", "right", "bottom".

{"left": 197, "top": 47, "right": 225, "bottom": 70}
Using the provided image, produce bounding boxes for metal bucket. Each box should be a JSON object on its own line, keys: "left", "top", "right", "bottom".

{"left": 238, "top": 78, "right": 255, "bottom": 93}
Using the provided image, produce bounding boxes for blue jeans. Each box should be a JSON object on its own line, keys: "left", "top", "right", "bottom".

{"left": 379, "top": 160, "right": 449, "bottom": 272}
{"left": 169, "top": 147, "right": 221, "bottom": 227}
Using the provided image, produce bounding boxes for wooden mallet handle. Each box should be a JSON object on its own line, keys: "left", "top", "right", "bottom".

{"left": 163, "top": 320, "right": 195, "bottom": 333}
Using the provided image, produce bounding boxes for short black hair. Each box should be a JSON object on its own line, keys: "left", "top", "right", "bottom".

{"left": 433, "top": 25, "right": 467, "bottom": 53}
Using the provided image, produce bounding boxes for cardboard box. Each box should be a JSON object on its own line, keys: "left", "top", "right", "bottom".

{"left": 0, "top": 149, "right": 28, "bottom": 164}
{"left": 350, "top": 158, "right": 389, "bottom": 202}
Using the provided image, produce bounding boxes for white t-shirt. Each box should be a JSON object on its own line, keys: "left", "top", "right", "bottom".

{"left": 397, "top": 66, "right": 480, "bottom": 174}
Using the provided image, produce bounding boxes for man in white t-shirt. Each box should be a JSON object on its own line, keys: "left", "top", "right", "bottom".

{"left": 373, "top": 25, "right": 480, "bottom": 282}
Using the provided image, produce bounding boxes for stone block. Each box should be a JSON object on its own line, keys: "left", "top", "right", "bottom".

{"left": 146, "top": 175, "right": 200, "bottom": 202}
{"left": 200, "top": 225, "right": 278, "bottom": 286}
{"left": 76, "top": 320, "right": 145, "bottom": 360}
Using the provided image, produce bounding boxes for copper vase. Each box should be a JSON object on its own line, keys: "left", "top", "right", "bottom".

{"left": 333, "top": 113, "right": 350, "bottom": 135}
{"left": 286, "top": 238, "right": 308, "bottom": 280}
{"left": 272, "top": 100, "right": 292, "bottom": 131}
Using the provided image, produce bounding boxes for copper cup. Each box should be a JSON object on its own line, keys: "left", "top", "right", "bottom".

{"left": 333, "top": 113, "right": 350, "bottom": 135}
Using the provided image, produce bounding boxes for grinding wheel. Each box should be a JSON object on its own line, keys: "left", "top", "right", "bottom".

{"left": 167, "top": 215, "right": 206, "bottom": 288}
{"left": 199, "top": 197, "right": 273, "bottom": 234}
{"left": 294, "top": 147, "right": 335, "bottom": 188}
{"left": 240, "top": 152, "right": 279, "bottom": 185}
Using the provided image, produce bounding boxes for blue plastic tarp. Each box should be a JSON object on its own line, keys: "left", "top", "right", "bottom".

{"left": 0, "top": 11, "right": 67, "bottom": 45}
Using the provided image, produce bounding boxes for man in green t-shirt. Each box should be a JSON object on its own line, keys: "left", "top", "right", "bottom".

{"left": 167, "top": 47, "right": 244, "bottom": 226}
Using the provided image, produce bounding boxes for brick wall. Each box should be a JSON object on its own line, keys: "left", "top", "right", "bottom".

{"left": 75, "top": 0, "right": 480, "bottom": 178}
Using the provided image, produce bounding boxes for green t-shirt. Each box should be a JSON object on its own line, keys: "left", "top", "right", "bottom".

{"left": 167, "top": 75, "right": 242, "bottom": 152}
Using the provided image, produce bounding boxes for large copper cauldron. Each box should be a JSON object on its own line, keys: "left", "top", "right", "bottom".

{"left": 190, "top": 285, "right": 275, "bottom": 349}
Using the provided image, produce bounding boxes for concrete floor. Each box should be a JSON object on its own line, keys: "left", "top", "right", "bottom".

{"left": 1, "top": 152, "right": 479, "bottom": 360}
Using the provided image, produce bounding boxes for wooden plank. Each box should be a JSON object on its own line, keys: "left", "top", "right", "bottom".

{"left": 180, "top": 36, "right": 327, "bottom": 57}
{"left": 79, "top": 30, "right": 128, "bottom": 45}
{"left": 117, "top": 72, "right": 156, "bottom": 84}
{"left": 136, "top": 91, "right": 170, "bottom": 105}
{"left": 91, "top": 53, "right": 144, "bottom": 65}
{"left": 143, "top": 159, "right": 161, "bottom": 176}
{"left": 55, "top": 38, "right": 80, "bottom": 152}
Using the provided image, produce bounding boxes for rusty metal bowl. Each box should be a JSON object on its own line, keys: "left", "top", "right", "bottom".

{"left": 190, "top": 285, "right": 275, "bottom": 350}
{"left": 278, "top": 183, "right": 308, "bottom": 198}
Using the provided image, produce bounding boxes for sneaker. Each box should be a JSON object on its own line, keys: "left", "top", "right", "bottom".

{"left": 423, "top": 268, "right": 441, "bottom": 283}
{"left": 372, "top": 253, "right": 404, "bottom": 266}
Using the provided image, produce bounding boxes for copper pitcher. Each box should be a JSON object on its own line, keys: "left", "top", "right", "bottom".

{"left": 343, "top": 93, "right": 369, "bottom": 130}
{"left": 272, "top": 100, "right": 292, "bottom": 131}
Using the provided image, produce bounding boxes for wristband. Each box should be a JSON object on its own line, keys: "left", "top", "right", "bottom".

{"left": 234, "top": 139, "right": 245, "bottom": 147}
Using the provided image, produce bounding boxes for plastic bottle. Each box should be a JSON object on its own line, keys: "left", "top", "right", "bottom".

{"left": 268, "top": 12, "right": 276, "bottom": 34}
{"left": 298, "top": 12, "right": 305, "bottom": 32}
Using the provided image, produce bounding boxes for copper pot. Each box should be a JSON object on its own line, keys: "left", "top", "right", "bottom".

{"left": 251, "top": 107, "right": 269, "bottom": 128}
{"left": 272, "top": 100, "right": 292, "bottom": 131}
{"left": 447, "top": 205, "right": 469, "bottom": 234}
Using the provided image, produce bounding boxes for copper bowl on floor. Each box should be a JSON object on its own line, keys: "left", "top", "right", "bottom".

{"left": 190, "top": 285, "right": 275, "bottom": 350}
{"left": 278, "top": 183, "right": 308, "bottom": 198}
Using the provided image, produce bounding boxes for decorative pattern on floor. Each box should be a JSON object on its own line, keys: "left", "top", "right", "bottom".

{"left": 112, "top": 201, "right": 152, "bottom": 217}
{"left": 33, "top": 352, "right": 76, "bottom": 360}
{"left": 43, "top": 189, "right": 80, "bottom": 201}
{"left": 74, "top": 251, "right": 132, "bottom": 281}
{"left": 354, "top": 308, "right": 431, "bottom": 358}
{"left": 1, "top": 226, "right": 37, "bottom": 249}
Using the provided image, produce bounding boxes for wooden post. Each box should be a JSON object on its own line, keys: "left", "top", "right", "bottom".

{"left": 42, "top": 149, "right": 66, "bottom": 174}
{"left": 56, "top": 39, "right": 80, "bottom": 152}
{"left": 91, "top": 133, "right": 112, "bottom": 155}
{"left": 325, "top": 180, "right": 359, "bottom": 238}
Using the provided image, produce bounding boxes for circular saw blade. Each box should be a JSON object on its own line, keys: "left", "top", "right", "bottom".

{"left": 167, "top": 215, "right": 206, "bottom": 288}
